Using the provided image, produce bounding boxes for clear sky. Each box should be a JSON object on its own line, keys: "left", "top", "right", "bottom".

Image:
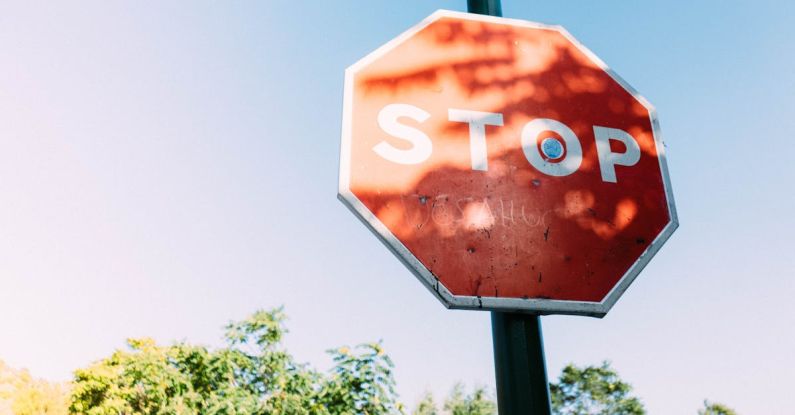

{"left": 0, "top": 1, "right": 793, "bottom": 414}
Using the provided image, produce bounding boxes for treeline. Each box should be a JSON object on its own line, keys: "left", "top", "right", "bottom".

{"left": 0, "top": 308, "right": 736, "bottom": 414}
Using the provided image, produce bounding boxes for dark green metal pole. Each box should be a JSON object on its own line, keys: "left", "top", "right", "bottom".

{"left": 465, "top": 2, "right": 553, "bottom": 413}
{"left": 467, "top": 0, "right": 502, "bottom": 16}
{"left": 491, "top": 313, "right": 552, "bottom": 414}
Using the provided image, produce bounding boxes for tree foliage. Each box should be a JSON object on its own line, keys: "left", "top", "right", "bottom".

{"left": 409, "top": 362, "right": 740, "bottom": 415}
{"left": 1, "top": 312, "right": 740, "bottom": 415}
{"left": 698, "top": 400, "right": 738, "bottom": 415}
{"left": 443, "top": 384, "right": 496, "bottom": 415}
{"left": 69, "top": 308, "right": 402, "bottom": 415}
{"left": 411, "top": 384, "right": 495, "bottom": 415}
{"left": 549, "top": 362, "right": 645, "bottom": 415}
{"left": 0, "top": 360, "right": 69, "bottom": 415}
{"left": 411, "top": 392, "right": 438, "bottom": 415}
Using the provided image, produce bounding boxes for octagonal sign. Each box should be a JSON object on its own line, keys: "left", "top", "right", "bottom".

{"left": 338, "top": 10, "right": 677, "bottom": 317}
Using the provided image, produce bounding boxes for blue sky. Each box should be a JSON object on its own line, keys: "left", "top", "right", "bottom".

{"left": 0, "top": 1, "right": 793, "bottom": 413}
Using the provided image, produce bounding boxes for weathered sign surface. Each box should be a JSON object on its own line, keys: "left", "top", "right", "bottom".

{"left": 338, "top": 10, "right": 677, "bottom": 317}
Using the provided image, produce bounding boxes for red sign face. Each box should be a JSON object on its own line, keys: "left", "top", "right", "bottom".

{"left": 338, "top": 10, "right": 677, "bottom": 317}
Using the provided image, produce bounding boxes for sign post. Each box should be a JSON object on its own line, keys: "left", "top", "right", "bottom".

{"left": 466, "top": 0, "right": 502, "bottom": 16}
{"left": 339, "top": 4, "right": 677, "bottom": 414}
{"left": 492, "top": 312, "right": 551, "bottom": 414}
{"left": 466, "top": 3, "right": 552, "bottom": 413}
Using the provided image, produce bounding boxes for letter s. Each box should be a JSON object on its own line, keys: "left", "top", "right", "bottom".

{"left": 373, "top": 104, "right": 432, "bottom": 165}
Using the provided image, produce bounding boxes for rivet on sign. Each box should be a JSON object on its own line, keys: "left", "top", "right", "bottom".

{"left": 541, "top": 137, "right": 564, "bottom": 159}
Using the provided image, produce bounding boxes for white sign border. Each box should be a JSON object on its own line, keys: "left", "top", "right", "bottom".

{"left": 338, "top": 9, "right": 679, "bottom": 318}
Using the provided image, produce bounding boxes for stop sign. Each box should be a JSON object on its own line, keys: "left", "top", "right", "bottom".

{"left": 338, "top": 10, "right": 677, "bottom": 317}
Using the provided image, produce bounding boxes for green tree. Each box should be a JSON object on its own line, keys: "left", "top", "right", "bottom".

{"left": 442, "top": 384, "right": 496, "bottom": 415}
{"left": 412, "top": 392, "right": 438, "bottom": 415}
{"left": 321, "top": 342, "right": 401, "bottom": 415}
{"left": 69, "top": 307, "right": 402, "bottom": 415}
{"left": 0, "top": 360, "right": 69, "bottom": 415}
{"left": 410, "top": 384, "right": 495, "bottom": 415}
{"left": 550, "top": 361, "right": 645, "bottom": 415}
{"left": 698, "top": 400, "right": 738, "bottom": 415}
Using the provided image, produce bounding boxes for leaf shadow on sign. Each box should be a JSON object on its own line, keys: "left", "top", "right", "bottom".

{"left": 351, "top": 18, "right": 669, "bottom": 303}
